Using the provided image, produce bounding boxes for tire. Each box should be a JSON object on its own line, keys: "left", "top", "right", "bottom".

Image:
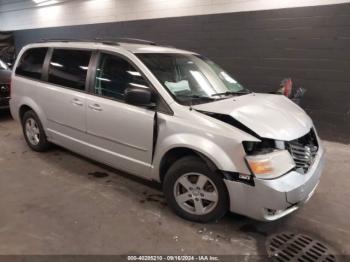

{"left": 22, "top": 110, "right": 50, "bottom": 152}
{"left": 163, "top": 155, "right": 229, "bottom": 223}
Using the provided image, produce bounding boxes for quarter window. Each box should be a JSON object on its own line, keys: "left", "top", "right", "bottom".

{"left": 15, "top": 48, "right": 48, "bottom": 80}
{"left": 48, "top": 49, "right": 91, "bottom": 90}
{"left": 94, "top": 53, "right": 149, "bottom": 101}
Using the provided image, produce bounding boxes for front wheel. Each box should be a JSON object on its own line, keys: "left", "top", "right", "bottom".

{"left": 163, "top": 156, "right": 229, "bottom": 223}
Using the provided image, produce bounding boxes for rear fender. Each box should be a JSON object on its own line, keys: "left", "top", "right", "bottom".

{"left": 17, "top": 96, "right": 48, "bottom": 130}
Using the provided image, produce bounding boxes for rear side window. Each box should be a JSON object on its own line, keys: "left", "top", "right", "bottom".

{"left": 48, "top": 49, "right": 91, "bottom": 91}
{"left": 15, "top": 48, "right": 48, "bottom": 80}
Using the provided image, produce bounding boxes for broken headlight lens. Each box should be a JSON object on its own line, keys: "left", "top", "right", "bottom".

{"left": 242, "top": 139, "right": 275, "bottom": 155}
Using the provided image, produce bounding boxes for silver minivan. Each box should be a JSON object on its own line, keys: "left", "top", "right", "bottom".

{"left": 10, "top": 39, "right": 325, "bottom": 222}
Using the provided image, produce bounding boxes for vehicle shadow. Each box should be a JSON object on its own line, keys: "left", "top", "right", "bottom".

{"left": 43, "top": 144, "right": 163, "bottom": 190}
{"left": 0, "top": 109, "right": 12, "bottom": 121}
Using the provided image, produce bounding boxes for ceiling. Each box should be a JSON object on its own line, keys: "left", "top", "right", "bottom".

{"left": 0, "top": 0, "right": 69, "bottom": 12}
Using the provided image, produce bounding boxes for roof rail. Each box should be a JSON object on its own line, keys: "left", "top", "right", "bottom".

{"left": 39, "top": 38, "right": 120, "bottom": 46}
{"left": 39, "top": 38, "right": 157, "bottom": 46}
{"left": 94, "top": 37, "right": 156, "bottom": 45}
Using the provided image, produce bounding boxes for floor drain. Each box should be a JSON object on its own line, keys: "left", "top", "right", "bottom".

{"left": 266, "top": 232, "right": 337, "bottom": 262}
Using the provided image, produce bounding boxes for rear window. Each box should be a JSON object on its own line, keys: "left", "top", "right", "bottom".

{"left": 15, "top": 48, "right": 48, "bottom": 80}
{"left": 48, "top": 49, "right": 91, "bottom": 91}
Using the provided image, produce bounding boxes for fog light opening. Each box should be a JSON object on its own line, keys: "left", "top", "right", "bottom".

{"left": 265, "top": 208, "right": 285, "bottom": 216}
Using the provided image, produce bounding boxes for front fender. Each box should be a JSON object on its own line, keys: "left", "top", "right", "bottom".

{"left": 152, "top": 133, "right": 251, "bottom": 181}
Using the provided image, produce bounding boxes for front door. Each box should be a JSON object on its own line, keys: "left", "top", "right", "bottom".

{"left": 86, "top": 52, "right": 155, "bottom": 177}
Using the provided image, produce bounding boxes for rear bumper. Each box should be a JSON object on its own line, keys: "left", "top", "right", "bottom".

{"left": 224, "top": 145, "right": 325, "bottom": 221}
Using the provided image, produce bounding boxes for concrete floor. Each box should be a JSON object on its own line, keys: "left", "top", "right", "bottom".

{"left": 0, "top": 109, "right": 349, "bottom": 256}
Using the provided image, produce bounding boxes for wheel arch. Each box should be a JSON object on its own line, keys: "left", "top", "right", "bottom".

{"left": 158, "top": 147, "right": 223, "bottom": 184}
{"left": 17, "top": 97, "right": 47, "bottom": 129}
{"left": 19, "top": 104, "right": 33, "bottom": 121}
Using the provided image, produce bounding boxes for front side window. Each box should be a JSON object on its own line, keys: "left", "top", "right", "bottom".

{"left": 15, "top": 48, "right": 48, "bottom": 79}
{"left": 48, "top": 49, "right": 91, "bottom": 90}
{"left": 94, "top": 53, "right": 149, "bottom": 101}
{"left": 137, "top": 53, "right": 249, "bottom": 105}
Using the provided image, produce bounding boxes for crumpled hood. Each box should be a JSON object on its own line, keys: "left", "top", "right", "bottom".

{"left": 193, "top": 93, "right": 313, "bottom": 141}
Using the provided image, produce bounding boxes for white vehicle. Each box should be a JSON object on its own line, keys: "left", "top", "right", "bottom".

{"left": 10, "top": 39, "right": 325, "bottom": 222}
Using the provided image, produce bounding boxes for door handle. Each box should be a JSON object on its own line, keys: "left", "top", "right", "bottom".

{"left": 89, "top": 104, "right": 102, "bottom": 111}
{"left": 72, "top": 98, "right": 83, "bottom": 106}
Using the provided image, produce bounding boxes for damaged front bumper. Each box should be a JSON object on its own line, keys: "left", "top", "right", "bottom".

{"left": 224, "top": 145, "right": 325, "bottom": 221}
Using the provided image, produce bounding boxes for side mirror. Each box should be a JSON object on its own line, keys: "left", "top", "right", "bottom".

{"left": 124, "top": 87, "right": 155, "bottom": 107}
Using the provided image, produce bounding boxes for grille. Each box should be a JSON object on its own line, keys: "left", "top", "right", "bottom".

{"left": 289, "top": 143, "right": 318, "bottom": 172}
{"left": 266, "top": 232, "right": 337, "bottom": 262}
{"left": 286, "top": 129, "right": 318, "bottom": 174}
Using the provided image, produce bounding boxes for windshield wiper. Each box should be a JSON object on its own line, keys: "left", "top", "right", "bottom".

{"left": 211, "top": 90, "right": 251, "bottom": 97}
{"left": 177, "top": 95, "right": 215, "bottom": 100}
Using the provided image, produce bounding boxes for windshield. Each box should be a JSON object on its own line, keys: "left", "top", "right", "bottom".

{"left": 136, "top": 53, "right": 249, "bottom": 105}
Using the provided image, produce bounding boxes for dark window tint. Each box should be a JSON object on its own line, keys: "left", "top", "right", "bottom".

{"left": 94, "top": 53, "right": 149, "bottom": 100}
{"left": 15, "top": 48, "right": 48, "bottom": 79}
{"left": 48, "top": 49, "right": 91, "bottom": 90}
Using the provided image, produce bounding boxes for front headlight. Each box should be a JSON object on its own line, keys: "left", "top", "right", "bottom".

{"left": 245, "top": 150, "right": 295, "bottom": 179}
{"left": 243, "top": 140, "right": 275, "bottom": 155}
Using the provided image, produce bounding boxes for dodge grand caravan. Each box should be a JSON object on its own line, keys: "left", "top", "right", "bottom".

{"left": 10, "top": 39, "right": 325, "bottom": 222}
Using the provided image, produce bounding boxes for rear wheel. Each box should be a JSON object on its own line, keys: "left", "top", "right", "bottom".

{"left": 22, "top": 110, "right": 50, "bottom": 152}
{"left": 163, "top": 156, "right": 229, "bottom": 222}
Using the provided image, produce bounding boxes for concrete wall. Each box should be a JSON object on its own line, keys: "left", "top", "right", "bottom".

{"left": 2, "top": 1, "right": 350, "bottom": 143}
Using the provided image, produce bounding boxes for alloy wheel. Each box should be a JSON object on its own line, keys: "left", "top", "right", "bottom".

{"left": 174, "top": 172, "right": 219, "bottom": 215}
{"left": 25, "top": 118, "right": 40, "bottom": 146}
